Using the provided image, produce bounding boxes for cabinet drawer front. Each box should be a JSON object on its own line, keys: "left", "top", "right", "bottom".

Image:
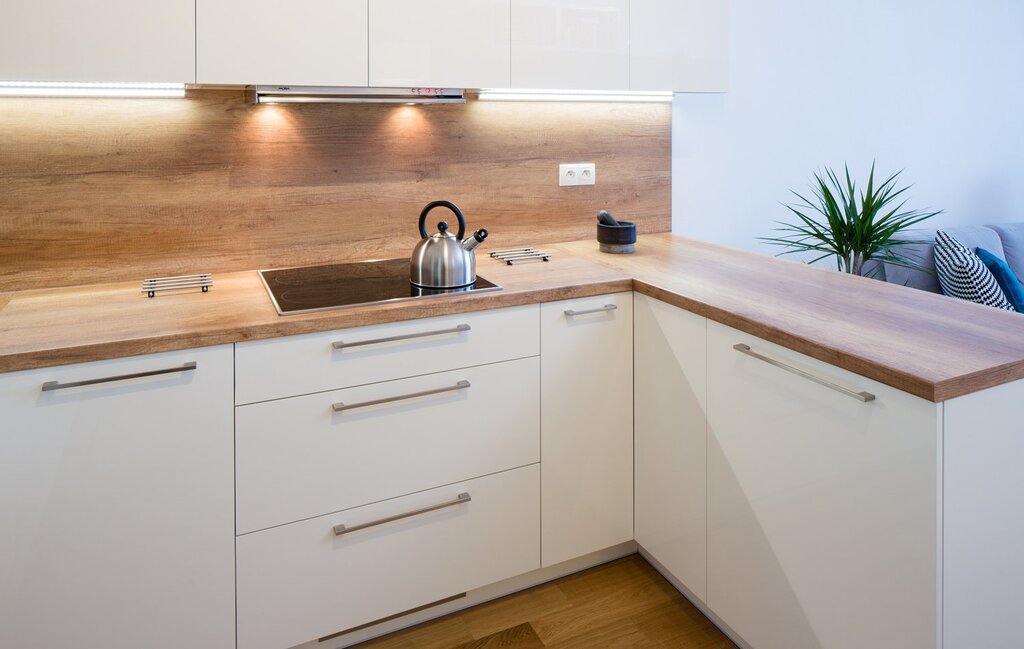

{"left": 237, "top": 357, "right": 540, "bottom": 534}
{"left": 237, "top": 465, "right": 540, "bottom": 649}
{"left": 706, "top": 321, "right": 938, "bottom": 649}
{"left": 235, "top": 305, "right": 539, "bottom": 404}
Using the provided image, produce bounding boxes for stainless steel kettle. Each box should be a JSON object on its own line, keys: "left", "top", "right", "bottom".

{"left": 410, "top": 201, "right": 488, "bottom": 289}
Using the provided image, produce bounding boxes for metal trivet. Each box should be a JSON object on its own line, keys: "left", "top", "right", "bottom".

{"left": 490, "top": 248, "right": 551, "bottom": 265}
{"left": 142, "top": 273, "right": 213, "bottom": 298}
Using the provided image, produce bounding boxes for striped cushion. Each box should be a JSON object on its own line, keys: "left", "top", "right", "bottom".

{"left": 934, "top": 230, "right": 1016, "bottom": 311}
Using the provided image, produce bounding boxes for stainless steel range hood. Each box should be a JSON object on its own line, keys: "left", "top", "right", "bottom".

{"left": 249, "top": 85, "right": 465, "bottom": 104}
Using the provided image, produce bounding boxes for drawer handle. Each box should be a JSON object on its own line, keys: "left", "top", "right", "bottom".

{"left": 564, "top": 304, "right": 617, "bottom": 317}
{"left": 332, "top": 324, "right": 471, "bottom": 350}
{"left": 333, "top": 492, "right": 472, "bottom": 537}
{"left": 332, "top": 380, "right": 471, "bottom": 413}
{"left": 733, "top": 344, "right": 875, "bottom": 403}
{"left": 41, "top": 362, "right": 197, "bottom": 392}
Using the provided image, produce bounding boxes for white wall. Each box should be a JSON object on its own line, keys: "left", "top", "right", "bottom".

{"left": 673, "top": 0, "right": 1024, "bottom": 253}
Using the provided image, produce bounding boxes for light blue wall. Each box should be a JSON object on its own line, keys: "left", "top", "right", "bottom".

{"left": 672, "top": 0, "right": 1024, "bottom": 252}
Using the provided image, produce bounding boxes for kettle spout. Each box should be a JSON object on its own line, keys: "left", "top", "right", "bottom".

{"left": 462, "top": 229, "right": 488, "bottom": 252}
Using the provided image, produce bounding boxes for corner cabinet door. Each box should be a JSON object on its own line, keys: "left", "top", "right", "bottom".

{"left": 540, "top": 292, "right": 633, "bottom": 567}
{"left": 0, "top": 347, "right": 235, "bottom": 649}
{"left": 706, "top": 321, "right": 939, "bottom": 649}
{"left": 633, "top": 294, "right": 708, "bottom": 602}
{"left": 0, "top": 0, "right": 194, "bottom": 82}
{"left": 630, "top": 0, "right": 730, "bottom": 92}
{"left": 369, "top": 0, "right": 511, "bottom": 88}
{"left": 197, "top": 0, "right": 368, "bottom": 85}
{"left": 511, "top": 0, "right": 630, "bottom": 90}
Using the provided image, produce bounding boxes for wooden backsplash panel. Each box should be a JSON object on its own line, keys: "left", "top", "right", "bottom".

{"left": 0, "top": 89, "right": 670, "bottom": 291}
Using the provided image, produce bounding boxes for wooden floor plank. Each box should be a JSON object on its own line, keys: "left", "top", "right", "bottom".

{"left": 353, "top": 555, "right": 736, "bottom": 649}
{"left": 451, "top": 623, "right": 545, "bottom": 649}
{"left": 458, "top": 583, "right": 572, "bottom": 640}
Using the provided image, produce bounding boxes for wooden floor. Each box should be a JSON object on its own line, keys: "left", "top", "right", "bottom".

{"left": 353, "top": 555, "right": 737, "bottom": 649}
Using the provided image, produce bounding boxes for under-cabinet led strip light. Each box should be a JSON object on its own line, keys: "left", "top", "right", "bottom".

{"left": 477, "top": 88, "right": 673, "bottom": 103}
{"left": 0, "top": 81, "right": 186, "bottom": 98}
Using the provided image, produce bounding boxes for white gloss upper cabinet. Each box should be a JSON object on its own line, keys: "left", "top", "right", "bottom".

{"left": 630, "top": 0, "right": 729, "bottom": 92}
{"left": 706, "top": 321, "right": 938, "bottom": 649}
{"left": 197, "top": 0, "right": 368, "bottom": 86}
{"left": 540, "top": 292, "right": 633, "bottom": 567}
{"left": 511, "top": 0, "right": 630, "bottom": 90}
{"left": 0, "top": 0, "right": 194, "bottom": 82}
{"left": 633, "top": 294, "right": 709, "bottom": 603}
{"left": 369, "top": 0, "right": 511, "bottom": 88}
{"left": 0, "top": 346, "right": 235, "bottom": 649}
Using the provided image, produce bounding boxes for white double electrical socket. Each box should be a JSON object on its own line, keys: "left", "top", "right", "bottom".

{"left": 559, "top": 163, "right": 597, "bottom": 187}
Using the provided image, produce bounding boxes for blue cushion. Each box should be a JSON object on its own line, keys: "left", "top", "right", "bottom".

{"left": 988, "top": 223, "right": 1024, "bottom": 280}
{"left": 976, "top": 247, "right": 1024, "bottom": 312}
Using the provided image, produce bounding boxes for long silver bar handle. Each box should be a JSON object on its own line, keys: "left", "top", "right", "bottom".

{"left": 564, "top": 304, "right": 618, "bottom": 317}
{"left": 733, "top": 344, "right": 875, "bottom": 403}
{"left": 333, "top": 492, "right": 472, "bottom": 536}
{"left": 332, "top": 324, "right": 470, "bottom": 350}
{"left": 332, "top": 380, "right": 471, "bottom": 413}
{"left": 41, "top": 362, "right": 197, "bottom": 392}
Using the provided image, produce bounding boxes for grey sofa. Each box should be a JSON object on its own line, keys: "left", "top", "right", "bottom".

{"left": 877, "top": 223, "right": 1024, "bottom": 292}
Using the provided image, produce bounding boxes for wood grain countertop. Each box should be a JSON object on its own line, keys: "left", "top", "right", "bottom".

{"left": 0, "top": 253, "right": 631, "bottom": 374}
{"left": 554, "top": 234, "right": 1024, "bottom": 402}
{"left": 3, "top": 233, "right": 1023, "bottom": 402}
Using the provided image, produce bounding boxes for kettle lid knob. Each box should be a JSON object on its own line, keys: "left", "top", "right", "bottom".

{"left": 437, "top": 221, "right": 449, "bottom": 233}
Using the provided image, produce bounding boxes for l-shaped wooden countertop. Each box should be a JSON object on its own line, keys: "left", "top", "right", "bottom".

{"left": 2, "top": 233, "right": 1023, "bottom": 402}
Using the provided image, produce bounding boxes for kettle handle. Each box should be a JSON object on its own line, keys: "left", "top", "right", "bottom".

{"left": 419, "top": 201, "right": 467, "bottom": 240}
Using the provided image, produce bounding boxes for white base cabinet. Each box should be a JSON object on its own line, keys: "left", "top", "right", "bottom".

{"left": 0, "top": 346, "right": 235, "bottom": 649}
{"left": 943, "top": 379, "right": 1024, "bottom": 649}
{"left": 633, "top": 294, "right": 709, "bottom": 603}
{"left": 237, "top": 465, "right": 541, "bottom": 649}
{"left": 540, "top": 292, "right": 633, "bottom": 567}
{"left": 706, "top": 321, "right": 939, "bottom": 649}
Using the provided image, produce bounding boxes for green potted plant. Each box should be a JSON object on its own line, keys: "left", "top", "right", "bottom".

{"left": 761, "top": 163, "right": 942, "bottom": 277}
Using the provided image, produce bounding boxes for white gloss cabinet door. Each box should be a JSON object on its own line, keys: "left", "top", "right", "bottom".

{"left": 0, "top": 0, "right": 194, "bottom": 82}
{"left": 630, "top": 0, "right": 730, "bottom": 92}
{"left": 540, "top": 292, "right": 633, "bottom": 567}
{"left": 511, "top": 0, "right": 630, "bottom": 90}
{"left": 706, "top": 321, "right": 938, "bottom": 649}
{"left": 0, "top": 346, "right": 235, "bottom": 649}
{"left": 197, "top": 0, "right": 368, "bottom": 86}
{"left": 633, "top": 295, "right": 709, "bottom": 602}
{"left": 370, "top": 0, "right": 511, "bottom": 88}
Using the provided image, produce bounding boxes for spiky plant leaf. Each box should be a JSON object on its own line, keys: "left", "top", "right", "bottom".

{"left": 759, "top": 163, "right": 942, "bottom": 277}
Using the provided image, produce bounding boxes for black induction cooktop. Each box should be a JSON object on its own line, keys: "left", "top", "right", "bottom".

{"left": 258, "top": 258, "right": 501, "bottom": 316}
